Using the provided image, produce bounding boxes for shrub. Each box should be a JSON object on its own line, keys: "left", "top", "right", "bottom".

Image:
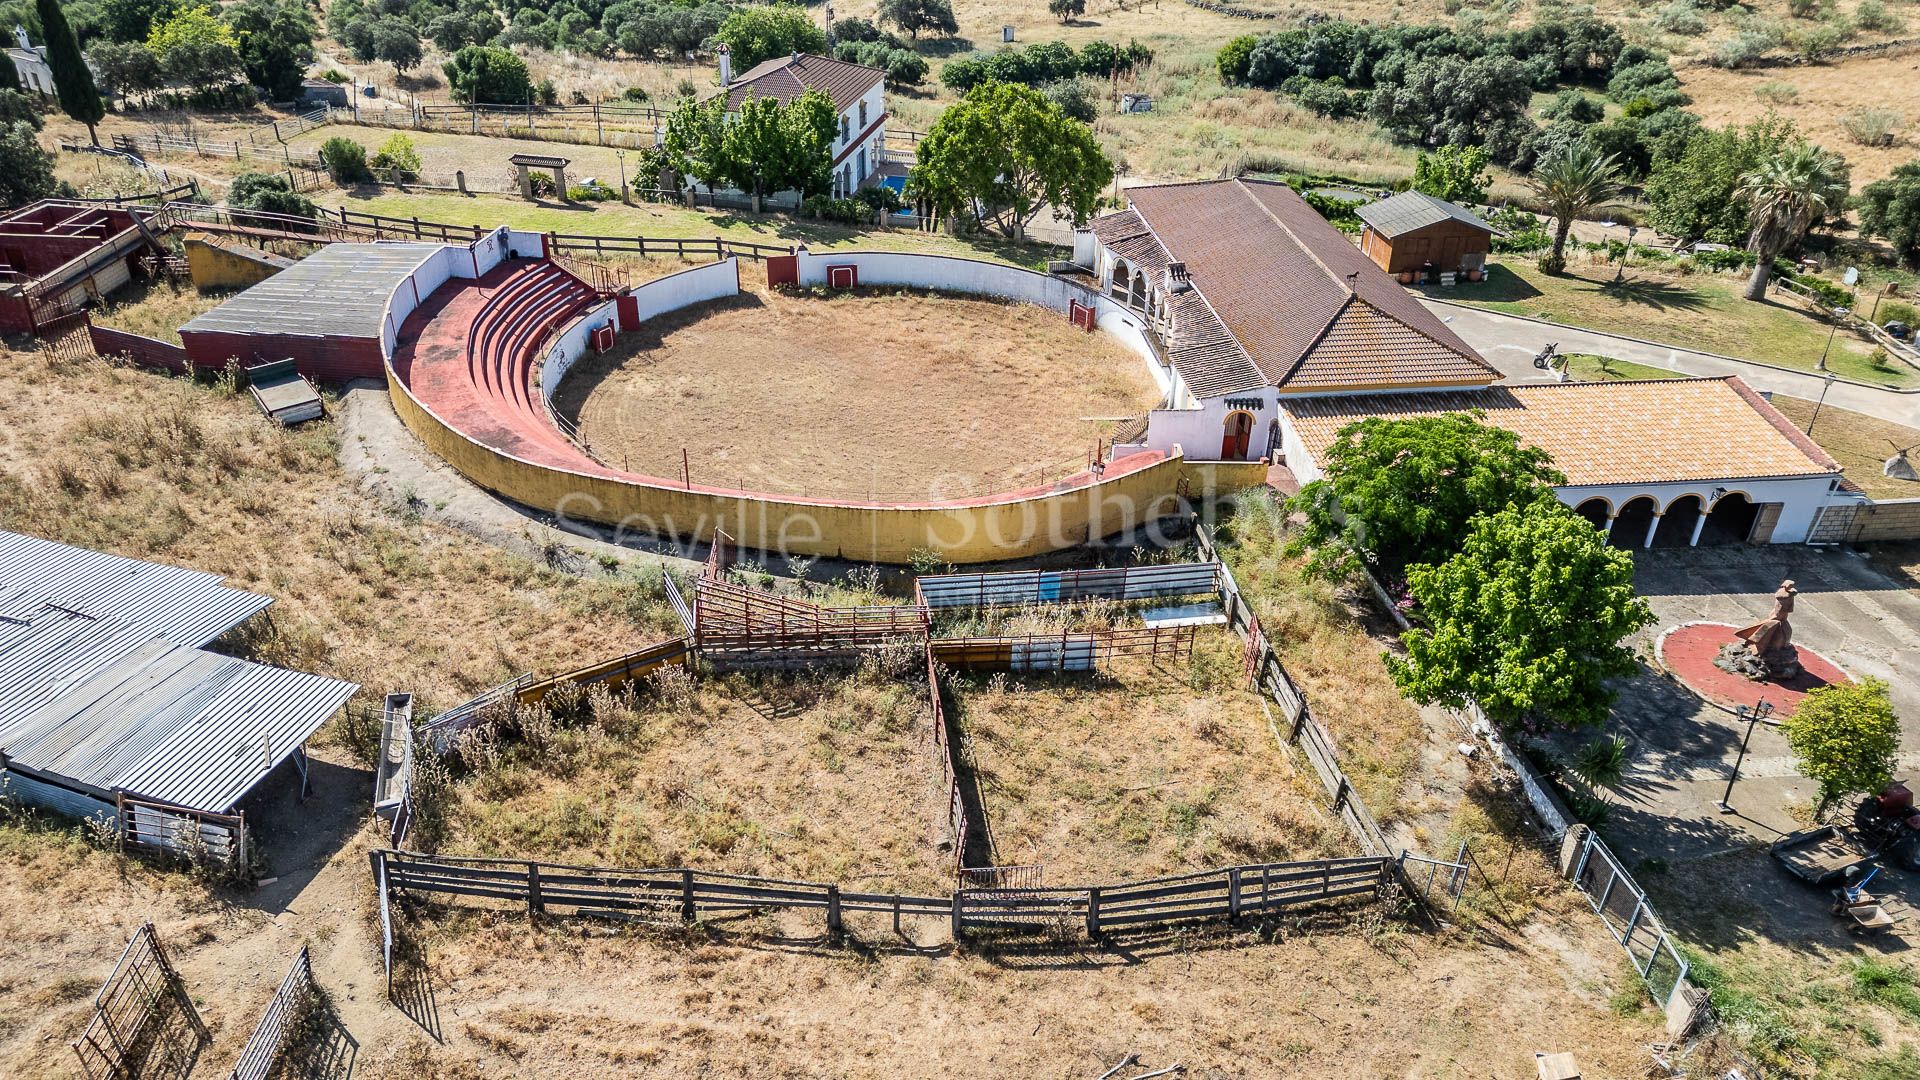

{"left": 318, "top": 136, "right": 370, "bottom": 183}
{"left": 1786, "top": 0, "right": 1823, "bottom": 16}
{"left": 1753, "top": 81, "right": 1798, "bottom": 104}
{"left": 622, "top": 86, "right": 650, "bottom": 102}
{"left": 1840, "top": 106, "right": 1902, "bottom": 147}
{"left": 1853, "top": 0, "right": 1903, "bottom": 32}
{"left": 227, "top": 171, "right": 316, "bottom": 219}
{"left": 1041, "top": 78, "right": 1096, "bottom": 122}
{"left": 536, "top": 78, "right": 559, "bottom": 106}
{"left": 803, "top": 193, "right": 870, "bottom": 223}
{"left": 567, "top": 181, "right": 617, "bottom": 200}
{"left": 1707, "top": 27, "right": 1781, "bottom": 68}
{"left": 1801, "top": 275, "right": 1854, "bottom": 308}
{"left": 369, "top": 133, "right": 421, "bottom": 179}
{"left": 1542, "top": 88, "right": 1605, "bottom": 123}
{"left": 1654, "top": 0, "right": 1709, "bottom": 36}
{"left": 318, "top": 68, "right": 350, "bottom": 82}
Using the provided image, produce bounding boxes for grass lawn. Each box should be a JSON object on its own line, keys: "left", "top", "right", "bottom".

{"left": 313, "top": 189, "right": 1058, "bottom": 269}
{"left": 1427, "top": 258, "right": 1911, "bottom": 388}
{"left": 1559, "top": 353, "right": 1686, "bottom": 383}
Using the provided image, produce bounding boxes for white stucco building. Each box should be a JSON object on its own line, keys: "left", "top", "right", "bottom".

{"left": 1075, "top": 178, "right": 1858, "bottom": 546}
{"left": 8, "top": 25, "right": 61, "bottom": 97}
{"left": 712, "top": 50, "right": 888, "bottom": 199}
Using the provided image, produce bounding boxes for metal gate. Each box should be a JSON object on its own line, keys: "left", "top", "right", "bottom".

{"left": 1570, "top": 829, "right": 1692, "bottom": 1012}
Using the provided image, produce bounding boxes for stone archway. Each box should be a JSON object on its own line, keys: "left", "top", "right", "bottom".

{"left": 1109, "top": 258, "right": 1130, "bottom": 301}
{"left": 1700, "top": 492, "right": 1760, "bottom": 545}
{"left": 1653, "top": 494, "right": 1704, "bottom": 548}
{"left": 1610, "top": 496, "right": 1658, "bottom": 549}
{"left": 1574, "top": 497, "right": 1611, "bottom": 533}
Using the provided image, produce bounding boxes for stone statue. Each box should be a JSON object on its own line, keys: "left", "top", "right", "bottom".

{"left": 1716, "top": 579, "right": 1802, "bottom": 681}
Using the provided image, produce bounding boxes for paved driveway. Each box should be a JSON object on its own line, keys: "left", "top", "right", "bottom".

{"left": 1577, "top": 545, "right": 1920, "bottom": 867}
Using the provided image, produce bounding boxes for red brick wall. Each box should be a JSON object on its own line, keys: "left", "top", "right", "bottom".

{"left": 90, "top": 324, "right": 190, "bottom": 373}
{"left": 0, "top": 295, "right": 30, "bottom": 334}
{"left": 179, "top": 331, "right": 386, "bottom": 383}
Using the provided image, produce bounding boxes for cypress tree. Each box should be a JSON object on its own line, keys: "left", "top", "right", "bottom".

{"left": 34, "top": 0, "right": 104, "bottom": 145}
{"left": 0, "top": 46, "right": 19, "bottom": 93}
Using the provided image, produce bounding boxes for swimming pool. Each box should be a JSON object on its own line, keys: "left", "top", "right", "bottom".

{"left": 878, "top": 175, "right": 915, "bottom": 216}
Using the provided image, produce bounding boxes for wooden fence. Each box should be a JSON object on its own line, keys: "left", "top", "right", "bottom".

{"left": 225, "top": 947, "right": 314, "bottom": 1080}
{"left": 112, "top": 131, "right": 318, "bottom": 168}
{"left": 370, "top": 848, "right": 1390, "bottom": 952}
{"left": 72, "top": 923, "right": 209, "bottom": 1080}
{"left": 925, "top": 641, "right": 971, "bottom": 870}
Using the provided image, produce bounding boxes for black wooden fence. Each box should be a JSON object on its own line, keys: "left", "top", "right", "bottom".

{"left": 371, "top": 848, "right": 1391, "bottom": 964}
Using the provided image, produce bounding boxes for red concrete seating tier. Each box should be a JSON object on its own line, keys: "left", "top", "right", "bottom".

{"left": 392, "top": 258, "right": 606, "bottom": 470}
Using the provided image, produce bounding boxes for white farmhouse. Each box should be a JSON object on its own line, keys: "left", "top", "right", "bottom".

{"left": 712, "top": 50, "right": 888, "bottom": 199}
{"left": 1077, "top": 178, "right": 1860, "bottom": 546}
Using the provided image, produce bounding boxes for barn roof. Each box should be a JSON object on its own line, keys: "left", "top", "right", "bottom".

{"left": 1282, "top": 377, "right": 1842, "bottom": 487}
{"left": 1099, "top": 179, "right": 1500, "bottom": 398}
{"left": 1355, "top": 191, "right": 1493, "bottom": 238}
{"left": 0, "top": 609, "right": 356, "bottom": 812}
{"left": 0, "top": 529, "right": 269, "bottom": 647}
{"left": 717, "top": 53, "right": 885, "bottom": 112}
{"left": 180, "top": 242, "right": 448, "bottom": 343}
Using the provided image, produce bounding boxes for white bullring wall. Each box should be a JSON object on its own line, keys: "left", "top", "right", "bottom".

{"left": 541, "top": 258, "right": 742, "bottom": 402}
{"left": 789, "top": 248, "right": 1167, "bottom": 395}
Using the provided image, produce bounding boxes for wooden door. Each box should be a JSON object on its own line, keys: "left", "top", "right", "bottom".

{"left": 1221, "top": 412, "right": 1252, "bottom": 460}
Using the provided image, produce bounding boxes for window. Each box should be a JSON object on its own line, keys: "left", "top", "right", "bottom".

{"left": 840, "top": 116, "right": 850, "bottom": 143}
{"left": 859, "top": 101, "right": 868, "bottom": 127}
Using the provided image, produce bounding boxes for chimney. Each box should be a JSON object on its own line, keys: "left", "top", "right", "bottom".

{"left": 1165, "top": 261, "right": 1190, "bottom": 293}
{"left": 717, "top": 43, "right": 732, "bottom": 87}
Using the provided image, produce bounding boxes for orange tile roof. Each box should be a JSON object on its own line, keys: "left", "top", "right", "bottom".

{"left": 1282, "top": 377, "right": 1842, "bottom": 486}
{"left": 1107, "top": 179, "right": 1501, "bottom": 397}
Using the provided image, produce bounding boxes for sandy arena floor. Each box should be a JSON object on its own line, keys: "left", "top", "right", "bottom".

{"left": 551, "top": 283, "right": 1162, "bottom": 500}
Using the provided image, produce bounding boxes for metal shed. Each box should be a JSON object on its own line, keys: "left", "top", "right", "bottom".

{"left": 0, "top": 530, "right": 270, "bottom": 646}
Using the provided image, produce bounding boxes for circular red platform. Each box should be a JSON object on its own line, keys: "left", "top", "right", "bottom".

{"left": 1655, "top": 621, "right": 1851, "bottom": 717}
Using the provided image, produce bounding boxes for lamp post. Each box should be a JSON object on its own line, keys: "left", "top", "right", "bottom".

{"left": 1611, "top": 224, "right": 1639, "bottom": 284}
{"left": 1807, "top": 369, "right": 1839, "bottom": 437}
{"left": 1817, "top": 306, "right": 1850, "bottom": 372}
{"left": 1717, "top": 699, "right": 1774, "bottom": 813}
{"left": 615, "top": 148, "right": 628, "bottom": 204}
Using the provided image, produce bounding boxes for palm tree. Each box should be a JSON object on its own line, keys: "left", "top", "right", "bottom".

{"left": 1529, "top": 142, "right": 1623, "bottom": 275}
{"left": 1738, "top": 141, "right": 1851, "bottom": 301}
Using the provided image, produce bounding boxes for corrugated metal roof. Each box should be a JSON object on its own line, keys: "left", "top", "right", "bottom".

{"left": 0, "top": 610, "right": 357, "bottom": 813}
{"left": 179, "top": 242, "right": 448, "bottom": 342}
{"left": 0, "top": 529, "right": 270, "bottom": 646}
{"left": 1354, "top": 191, "right": 1492, "bottom": 238}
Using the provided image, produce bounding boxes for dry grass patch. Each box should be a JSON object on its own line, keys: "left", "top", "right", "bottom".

{"left": 0, "top": 347, "right": 678, "bottom": 707}
{"left": 949, "top": 629, "right": 1348, "bottom": 882}
{"left": 88, "top": 278, "right": 235, "bottom": 345}
{"left": 440, "top": 658, "right": 949, "bottom": 893}
{"left": 1767, "top": 396, "right": 1920, "bottom": 501}
{"left": 1207, "top": 492, "right": 1427, "bottom": 822}
{"left": 1678, "top": 52, "right": 1920, "bottom": 188}
{"left": 554, "top": 282, "right": 1159, "bottom": 499}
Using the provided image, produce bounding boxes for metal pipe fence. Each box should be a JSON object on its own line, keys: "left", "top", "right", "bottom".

{"left": 1569, "top": 828, "right": 1695, "bottom": 1015}
{"left": 225, "top": 947, "right": 314, "bottom": 1080}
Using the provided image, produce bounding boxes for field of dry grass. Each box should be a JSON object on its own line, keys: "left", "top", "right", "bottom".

{"left": 435, "top": 662, "right": 951, "bottom": 893}
{"left": 554, "top": 282, "right": 1158, "bottom": 499}
{"left": 1677, "top": 50, "right": 1920, "bottom": 188}
{"left": 86, "top": 278, "right": 234, "bottom": 344}
{"left": 0, "top": 342, "right": 679, "bottom": 708}
{"left": 948, "top": 630, "right": 1350, "bottom": 881}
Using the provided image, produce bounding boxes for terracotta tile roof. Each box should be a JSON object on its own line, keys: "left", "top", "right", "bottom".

{"left": 1282, "top": 377, "right": 1842, "bottom": 487}
{"left": 718, "top": 53, "right": 885, "bottom": 112}
{"left": 1090, "top": 207, "right": 1265, "bottom": 397}
{"left": 1101, "top": 179, "right": 1500, "bottom": 397}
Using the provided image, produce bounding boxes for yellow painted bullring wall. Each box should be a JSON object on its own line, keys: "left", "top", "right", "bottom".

{"left": 390, "top": 384, "right": 1270, "bottom": 563}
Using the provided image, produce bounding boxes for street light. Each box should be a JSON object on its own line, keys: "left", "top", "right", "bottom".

{"left": 1611, "top": 224, "right": 1639, "bottom": 284}
{"left": 1817, "top": 306, "right": 1851, "bottom": 372}
{"left": 1718, "top": 699, "right": 1775, "bottom": 813}
{"left": 1807, "top": 369, "right": 1840, "bottom": 437}
{"left": 615, "top": 148, "right": 628, "bottom": 204}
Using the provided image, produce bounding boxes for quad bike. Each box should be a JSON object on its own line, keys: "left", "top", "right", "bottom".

{"left": 1854, "top": 781, "right": 1920, "bottom": 871}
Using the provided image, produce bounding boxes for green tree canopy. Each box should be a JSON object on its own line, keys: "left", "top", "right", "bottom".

{"left": 1856, "top": 162, "right": 1920, "bottom": 270}
{"left": 719, "top": 87, "right": 836, "bottom": 200}
{"left": 661, "top": 91, "right": 729, "bottom": 190}
{"left": 909, "top": 80, "right": 1113, "bottom": 238}
{"left": 1644, "top": 114, "right": 1796, "bottom": 244}
{"left": 227, "top": 170, "right": 316, "bottom": 219}
{"left": 1284, "top": 412, "right": 1565, "bottom": 581}
{"left": 1388, "top": 499, "right": 1653, "bottom": 732}
{"left": 1366, "top": 54, "right": 1539, "bottom": 167}
{"left": 86, "top": 39, "right": 161, "bottom": 100}
{"left": 714, "top": 5, "right": 826, "bottom": 70}
{"left": 1784, "top": 677, "right": 1900, "bottom": 816}
{"left": 1411, "top": 143, "right": 1490, "bottom": 204}
{"left": 101, "top": 0, "right": 174, "bottom": 43}
{"left": 36, "top": 0, "right": 104, "bottom": 144}
{"left": 224, "top": 0, "right": 313, "bottom": 101}
{"left": 878, "top": 0, "right": 955, "bottom": 39}
{"left": 0, "top": 119, "right": 58, "bottom": 203}
{"left": 442, "top": 44, "right": 531, "bottom": 104}
{"left": 146, "top": 5, "right": 242, "bottom": 85}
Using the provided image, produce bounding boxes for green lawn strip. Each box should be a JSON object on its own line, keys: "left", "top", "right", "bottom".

{"left": 1559, "top": 353, "right": 1683, "bottom": 382}
{"left": 1425, "top": 262, "right": 1912, "bottom": 388}
{"left": 311, "top": 191, "right": 1054, "bottom": 270}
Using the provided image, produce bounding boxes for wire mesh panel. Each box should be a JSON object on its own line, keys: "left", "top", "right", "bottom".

{"left": 1572, "top": 830, "right": 1693, "bottom": 1013}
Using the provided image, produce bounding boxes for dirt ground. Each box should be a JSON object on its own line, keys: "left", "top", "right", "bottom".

{"left": 948, "top": 632, "right": 1351, "bottom": 881}
{"left": 553, "top": 282, "right": 1161, "bottom": 500}
{"left": 1678, "top": 51, "right": 1920, "bottom": 189}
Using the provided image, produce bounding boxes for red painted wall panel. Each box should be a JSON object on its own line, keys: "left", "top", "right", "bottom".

{"left": 179, "top": 331, "right": 386, "bottom": 384}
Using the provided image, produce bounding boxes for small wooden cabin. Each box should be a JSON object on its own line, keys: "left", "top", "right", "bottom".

{"left": 1356, "top": 192, "right": 1494, "bottom": 278}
